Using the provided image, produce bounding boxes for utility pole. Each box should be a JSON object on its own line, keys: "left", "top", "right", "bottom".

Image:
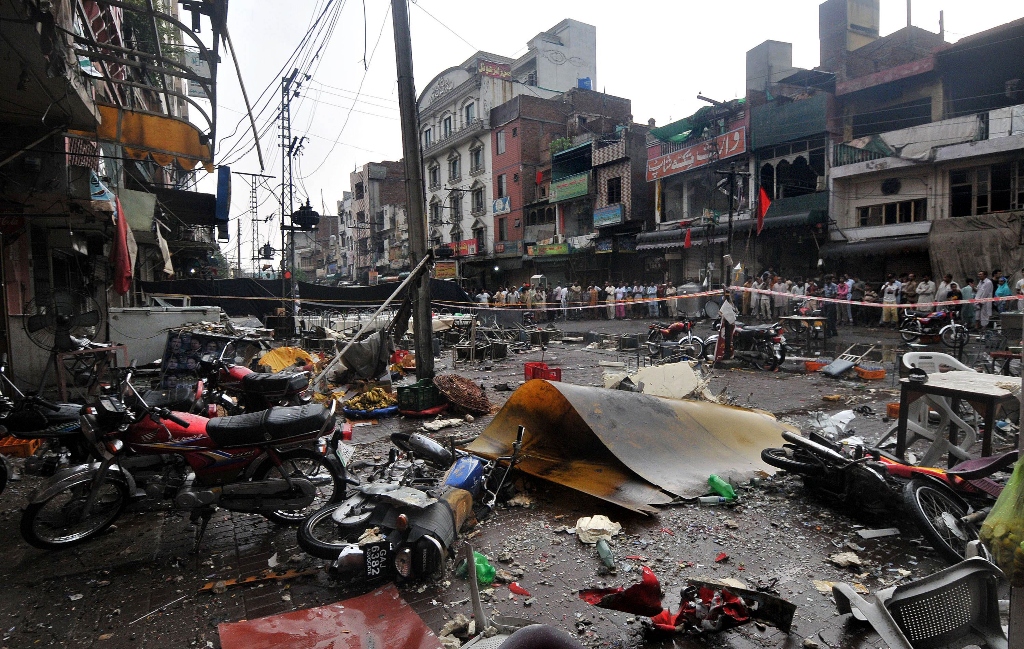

{"left": 392, "top": 0, "right": 434, "bottom": 380}
{"left": 233, "top": 171, "right": 274, "bottom": 277}
{"left": 280, "top": 68, "right": 299, "bottom": 315}
{"left": 715, "top": 162, "right": 749, "bottom": 286}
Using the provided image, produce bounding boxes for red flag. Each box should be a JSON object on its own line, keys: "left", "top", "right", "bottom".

{"left": 536, "top": 170, "right": 543, "bottom": 185}
{"left": 110, "top": 198, "right": 132, "bottom": 295}
{"left": 757, "top": 187, "right": 771, "bottom": 235}
{"left": 683, "top": 228, "right": 692, "bottom": 249}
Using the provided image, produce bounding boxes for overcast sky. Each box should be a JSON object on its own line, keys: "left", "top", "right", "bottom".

{"left": 205, "top": 0, "right": 1022, "bottom": 269}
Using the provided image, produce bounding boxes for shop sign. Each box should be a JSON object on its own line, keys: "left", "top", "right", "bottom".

{"left": 550, "top": 172, "right": 589, "bottom": 202}
{"left": 617, "top": 236, "right": 637, "bottom": 253}
{"left": 478, "top": 60, "right": 512, "bottom": 79}
{"left": 492, "top": 196, "right": 511, "bottom": 215}
{"left": 595, "top": 237, "right": 614, "bottom": 254}
{"left": 528, "top": 242, "right": 569, "bottom": 256}
{"left": 646, "top": 127, "right": 747, "bottom": 181}
{"left": 493, "top": 240, "right": 523, "bottom": 256}
{"left": 0, "top": 214, "right": 25, "bottom": 236}
{"left": 447, "top": 239, "right": 478, "bottom": 257}
{"left": 593, "top": 204, "right": 624, "bottom": 228}
{"left": 184, "top": 49, "right": 212, "bottom": 98}
{"left": 434, "top": 260, "right": 457, "bottom": 279}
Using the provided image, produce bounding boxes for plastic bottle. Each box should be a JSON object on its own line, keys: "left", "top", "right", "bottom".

{"left": 596, "top": 538, "right": 616, "bottom": 569}
{"left": 707, "top": 474, "right": 737, "bottom": 500}
{"left": 698, "top": 496, "right": 728, "bottom": 506}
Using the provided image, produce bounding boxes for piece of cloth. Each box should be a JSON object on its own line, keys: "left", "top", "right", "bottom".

{"left": 579, "top": 566, "right": 665, "bottom": 617}
{"left": 110, "top": 198, "right": 133, "bottom": 295}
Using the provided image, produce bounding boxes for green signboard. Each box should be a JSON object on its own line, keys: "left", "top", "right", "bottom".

{"left": 550, "top": 172, "right": 589, "bottom": 202}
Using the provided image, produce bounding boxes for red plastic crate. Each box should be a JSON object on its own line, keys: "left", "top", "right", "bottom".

{"left": 536, "top": 367, "right": 561, "bottom": 381}
{"left": 524, "top": 362, "right": 548, "bottom": 380}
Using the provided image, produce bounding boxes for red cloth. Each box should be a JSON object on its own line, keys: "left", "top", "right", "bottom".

{"left": 110, "top": 198, "right": 132, "bottom": 295}
{"left": 757, "top": 187, "right": 771, "bottom": 235}
{"left": 578, "top": 566, "right": 664, "bottom": 617}
{"left": 683, "top": 228, "right": 692, "bottom": 249}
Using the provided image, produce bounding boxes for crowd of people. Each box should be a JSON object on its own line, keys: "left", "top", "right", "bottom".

{"left": 470, "top": 266, "right": 1024, "bottom": 329}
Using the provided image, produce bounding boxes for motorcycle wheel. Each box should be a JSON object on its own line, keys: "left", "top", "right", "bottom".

{"left": 753, "top": 342, "right": 780, "bottom": 371}
{"left": 900, "top": 319, "right": 922, "bottom": 342}
{"left": 646, "top": 330, "right": 664, "bottom": 356}
{"left": 940, "top": 324, "right": 969, "bottom": 349}
{"left": 254, "top": 448, "right": 345, "bottom": 525}
{"left": 297, "top": 501, "right": 363, "bottom": 560}
{"left": 761, "top": 447, "right": 825, "bottom": 477}
{"left": 678, "top": 336, "right": 705, "bottom": 360}
{"left": 20, "top": 472, "right": 129, "bottom": 549}
{"left": 902, "top": 478, "right": 977, "bottom": 564}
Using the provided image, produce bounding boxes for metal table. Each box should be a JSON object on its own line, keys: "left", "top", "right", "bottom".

{"left": 895, "top": 371, "right": 1018, "bottom": 464}
{"left": 778, "top": 315, "right": 828, "bottom": 356}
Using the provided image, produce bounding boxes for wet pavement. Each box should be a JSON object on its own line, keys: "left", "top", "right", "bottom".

{"left": 0, "top": 318, "right": 1015, "bottom": 648}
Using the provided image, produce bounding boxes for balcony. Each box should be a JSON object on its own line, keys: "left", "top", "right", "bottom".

{"left": 423, "top": 119, "right": 487, "bottom": 156}
{"left": 469, "top": 164, "right": 487, "bottom": 177}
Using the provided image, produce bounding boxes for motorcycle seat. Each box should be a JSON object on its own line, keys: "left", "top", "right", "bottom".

{"left": 139, "top": 385, "right": 196, "bottom": 413}
{"left": 206, "top": 403, "right": 331, "bottom": 448}
{"left": 3, "top": 402, "right": 82, "bottom": 436}
{"left": 740, "top": 323, "right": 774, "bottom": 331}
{"left": 241, "top": 372, "right": 309, "bottom": 395}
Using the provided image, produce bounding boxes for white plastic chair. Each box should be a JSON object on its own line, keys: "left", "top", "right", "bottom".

{"left": 876, "top": 353, "right": 979, "bottom": 466}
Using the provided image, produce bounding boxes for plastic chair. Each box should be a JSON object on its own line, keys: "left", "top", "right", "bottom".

{"left": 876, "top": 353, "right": 979, "bottom": 466}
{"left": 832, "top": 557, "right": 1007, "bottom": 649}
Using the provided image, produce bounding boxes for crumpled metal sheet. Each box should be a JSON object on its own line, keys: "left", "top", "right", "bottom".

{"left": 465, "top": 381, "right": 793, "bottom": 513}
{"left": 219, "top": 583, "right": 441, "bottom": 649}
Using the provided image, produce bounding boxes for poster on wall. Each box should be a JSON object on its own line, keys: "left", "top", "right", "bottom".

{"left": 160, "top": 332, "right": 233, "bottom": 388}
{"left": 434, "top": 261, "right": 458, "bottom": 279}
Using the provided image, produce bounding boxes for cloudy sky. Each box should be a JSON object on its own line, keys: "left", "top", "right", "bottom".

{"left": 202, "top": 0, "right": 1022, "bottom": 269}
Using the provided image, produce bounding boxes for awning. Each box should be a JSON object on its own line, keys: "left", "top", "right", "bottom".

{"left": 151, "top": 187, "right": 217, "bottom": 226}
{"left": 70, "top": 104, "right": 213, "bottom": 172}
{"left": 822, "top": 235, "right": 929, "bottom": 258}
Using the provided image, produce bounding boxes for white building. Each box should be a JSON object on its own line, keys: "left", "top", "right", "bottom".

{"left": 416, "top": 19, "right": 596, "bottom": 256}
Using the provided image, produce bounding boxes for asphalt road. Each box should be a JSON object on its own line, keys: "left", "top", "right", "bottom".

{"left": 0, "top": 317, "right": 1015, "bottom": 648}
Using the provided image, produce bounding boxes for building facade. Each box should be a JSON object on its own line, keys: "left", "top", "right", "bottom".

{"left": 346, "top": 161, "right": 408, "bottom": 284}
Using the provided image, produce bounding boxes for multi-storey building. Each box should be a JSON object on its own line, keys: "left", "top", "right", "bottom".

{"left": 416, "top": 19, "right": 597, "bottom": 270}
{"left": 346, "top": 161, "right": 407, "bottom": 284}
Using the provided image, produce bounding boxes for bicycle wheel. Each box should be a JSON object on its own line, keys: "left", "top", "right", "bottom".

{"left": 903, "top": 479, "right": 977, "bottom": 564}
{"left": 761, "top": 446, "right": 825, "bottom": 477}
{"left": 253, "top": 448, "right": 345, "bottom": 525}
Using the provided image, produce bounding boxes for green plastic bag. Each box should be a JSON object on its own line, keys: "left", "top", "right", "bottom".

{"left": 455, "top": 551, "right": 495, "bottom": 586}
{"left": 980, "top": 458, "right": 1024, "bottom": 586}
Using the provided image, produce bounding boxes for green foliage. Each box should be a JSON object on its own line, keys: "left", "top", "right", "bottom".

{"left": 549, "top": 137, "right": 573, "bottom": 155}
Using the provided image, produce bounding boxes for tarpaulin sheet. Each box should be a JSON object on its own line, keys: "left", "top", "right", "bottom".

{"left": 465, "top": 381, "right": 793, "bottom": 513}
{"left": 927, "top": 212, "right": 1023, "bottom": 284}
{"left": 138, "top": 279, "right": 473, "bottom": 318}
{"left": 218, "top": 583, "right": 441, "bottom": 649}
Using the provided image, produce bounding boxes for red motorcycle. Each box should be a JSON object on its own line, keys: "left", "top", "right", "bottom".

{"left": 196, "top": 340, "right": 313, "bottom": 415}
{"left": 647, "top": 320, "right": 704, "bottom": 359}
{"left": 20, "top": 366, "right": 346, "bottom": 549}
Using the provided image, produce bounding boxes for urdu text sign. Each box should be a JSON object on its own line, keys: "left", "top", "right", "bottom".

{"left": 646, "top": 128, "right": 747, "bottom": 181}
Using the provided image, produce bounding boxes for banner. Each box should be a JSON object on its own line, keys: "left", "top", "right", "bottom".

{"left": 593, "top": 204, "right": 624, "bottom": 228}
{"left": 434, "top": 261, "right": 457, "bottom": 279}
{"left": 646, "top": 128, "right": 747, "bottom": 181}
{"left": 551, "top": 172, "right": 589, "bottom": 202}
{"left": 478, "top": 60, "right": 511, "bottom": 79}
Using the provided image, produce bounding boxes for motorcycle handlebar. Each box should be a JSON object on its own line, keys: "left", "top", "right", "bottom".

{"left": 35, "top": 397, "right": 62, "bottom": 412}
{"left": 164, "top": 411, "right": 190, "bottom": 429}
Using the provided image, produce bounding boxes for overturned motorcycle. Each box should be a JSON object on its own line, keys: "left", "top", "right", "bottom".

{"left": 297, "top": 427, "right": 526, "bottom": 582}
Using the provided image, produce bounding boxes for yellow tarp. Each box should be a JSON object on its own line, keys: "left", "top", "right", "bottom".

{"left": 70, "top": 104, "right": 213, "bottom": 172}
{"left": 259, "top": 347, "right": 315, "bottom": 373}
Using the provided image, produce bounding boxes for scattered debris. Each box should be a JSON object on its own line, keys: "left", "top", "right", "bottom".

{"left": 575, "top": 515, "right": 622, "bottom": 544}
{"left": 856, "top": 528, "right": 900, "bottom": 540}
{"left": 829, "top": 552, "right": 863, "bottom": 568}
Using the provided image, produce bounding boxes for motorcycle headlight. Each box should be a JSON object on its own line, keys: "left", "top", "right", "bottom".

{"left": 394, "top": 545, "right": 413, "bottom": 578}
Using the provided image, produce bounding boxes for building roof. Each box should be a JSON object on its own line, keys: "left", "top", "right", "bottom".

{"left": 941, "top": 16, "right": 1024, "bottom": 53}
{"left": 649, "top": 99, "right": 746, "bottom": 143}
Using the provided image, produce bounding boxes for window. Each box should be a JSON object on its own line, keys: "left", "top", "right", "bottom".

{"left": 512, "top": 127, "right": 517, "bottom": 137}
{"left": 470, "top": 147, "right": 483, "bottom": 173}
{"left": 443, "top": 116, "right": 453, "bottom": 137}
{"left": 606, "top": 176, "right": 622, "bottom": 204}
{"left": 464, "top": 102, "right": 475, "bottom": 124}
{"left": 429, "top": 201, "right": 442, "bottom": 224}
{"left": 448, "top": 156, "right": 461, "bottom": 181}
{"left": 857, "top": 199, "right": 927, "bottom": 226}
{"left": 472, "top": 187, "right": 485, "bottom": 213}
{"left": 423, "top": 128, "right": 432, "bottom": 148}
{"left": 428, "top": 164, "right": 440, "bottom": 188}
{"left": 450, "top": 192, "right": 462, "bottom": 220}
{"left": 950, "top": 161, "right": 1024, "bottom": 217}
{"left": 354, "top": 182, "right": 364, "bottom": 200}
{"left": 496, "top": 174, "right": 507, "bottom": 198}
{"left": 496, "top": 130, "right": 506, "bottom": 155}
{"left": 497, "top": 218, "right": 507, "bottom": 241}
{"left": 356, "top": 210, "right": 366, "bottom": 223}
{"left": 474, "top": 228, "right": 485, "bottom": 254}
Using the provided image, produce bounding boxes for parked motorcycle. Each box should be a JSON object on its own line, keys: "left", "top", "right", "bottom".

{"left": 20, "top": 365, "right": 346, "bottom": 549}
{"left": 706, "top": 321, "right": 787, "bottom": 370}
{"left": 898, "top": 308, "right": 969, "bottom": 348}
{"left": 196, "top": 340, "right": 312, "bottom": 415}
{"left": 647, "top": 320, "right": 704, "bottom": 360}
{"left": 785, "top": 299, "right": 824, "bottom": 338}
{"left": 761, "top": 430, "right": 1015, "bottom": 563}
{"left": 298, "top": 427, "right": 526, "bottom": 582}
